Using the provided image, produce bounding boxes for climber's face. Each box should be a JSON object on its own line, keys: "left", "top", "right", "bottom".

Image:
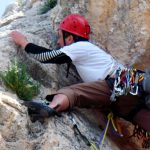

{"left": 57, "top": 30, "right": 74, "bottom": 48}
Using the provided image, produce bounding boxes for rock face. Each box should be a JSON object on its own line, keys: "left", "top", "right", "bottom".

{"left": 0, "top": 0, "right": 150, "bottom": 150}
{"left": 86, "top": 0, "right": 150, "bottom": 69}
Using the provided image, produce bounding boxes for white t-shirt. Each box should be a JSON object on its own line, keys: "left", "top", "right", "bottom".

{"left": 60, "top": 41, "right": 124, "bottom": 82}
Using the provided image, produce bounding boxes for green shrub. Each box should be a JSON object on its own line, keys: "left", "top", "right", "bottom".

{"left": 40, "top": 0, "right": 57, "bottom": 14}
{"left": 0, "top": 60, "right": 40, "bottom": 101}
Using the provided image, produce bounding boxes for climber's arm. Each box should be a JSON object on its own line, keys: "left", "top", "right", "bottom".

{"left": 10, "top": 31, "right": 72, "bottom": 64}
{"left": 25, "top": 43, "right": 72, "bottom": 64}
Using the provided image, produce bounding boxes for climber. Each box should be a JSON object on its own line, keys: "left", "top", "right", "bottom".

{"left": 10, "top": 13, "right": 126, "bottom": 112}
{"left": 10, "top": 14, "right": 150, "bottom": 147}
{"left": 10, "top": 14, "right": 124, "bottom": 83}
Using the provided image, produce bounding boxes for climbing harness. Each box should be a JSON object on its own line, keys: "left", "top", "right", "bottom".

{"left": 110, "top": 67, "right": 145, "bottom": 101}
{"left": 108, "top": 67, "right": 150, "bottom": 149}
{"left": 110, "top": 67, "right": 150, "bottom": 109}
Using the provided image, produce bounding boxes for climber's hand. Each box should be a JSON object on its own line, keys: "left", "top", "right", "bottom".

{"left": 10, "top": 31, "right": 29, "bottom": 49}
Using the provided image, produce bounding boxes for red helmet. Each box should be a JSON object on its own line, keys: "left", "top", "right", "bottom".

{"left": 59, "top": 14, "right": 91, "bottom": 39}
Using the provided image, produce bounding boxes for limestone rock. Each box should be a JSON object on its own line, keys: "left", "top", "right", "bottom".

{"left": 1, "top": 0, "right": 150, "bottom": 149}
{"left": 87, "top": 0, "right": 150, "bottom": 69}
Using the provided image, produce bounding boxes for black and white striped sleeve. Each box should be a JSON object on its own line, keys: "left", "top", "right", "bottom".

{"left": 25, "top": 43, "right": 72, "bottom": 64}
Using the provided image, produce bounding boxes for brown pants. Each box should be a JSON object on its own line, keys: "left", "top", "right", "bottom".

{"left": 56, "top": 80, "right": 150, "bottom": 132}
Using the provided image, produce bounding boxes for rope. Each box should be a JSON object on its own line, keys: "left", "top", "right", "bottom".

{"left": 92, "top": 112, "right": 123, "bottom": 150}
{"left": 99, "top": 113, "right": 111, "bottom": 150}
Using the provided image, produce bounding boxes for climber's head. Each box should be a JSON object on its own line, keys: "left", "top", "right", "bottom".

{"left": 57, "top": 14, "right": 91, "bottom": 47}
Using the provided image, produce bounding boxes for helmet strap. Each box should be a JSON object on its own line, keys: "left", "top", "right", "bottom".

{"left": 62, "top": 30, "right": 66, "bottom": 46}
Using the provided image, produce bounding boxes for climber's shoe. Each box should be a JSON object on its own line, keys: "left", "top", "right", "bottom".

{"left": 28, "top": 113, "right": 46, "bottom": 123}
{"left": 23, "top": 101, "right": 61, "bottom": 119}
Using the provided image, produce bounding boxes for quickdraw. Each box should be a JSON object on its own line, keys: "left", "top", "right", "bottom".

{"left": 110, "top": 67, "right": 145, "bottom": 101}
{"left": 68, "top": 113, "right": 91, "bottom": 146}
{"left": 68, "top": 112, "right": 123, "bottom": 150}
